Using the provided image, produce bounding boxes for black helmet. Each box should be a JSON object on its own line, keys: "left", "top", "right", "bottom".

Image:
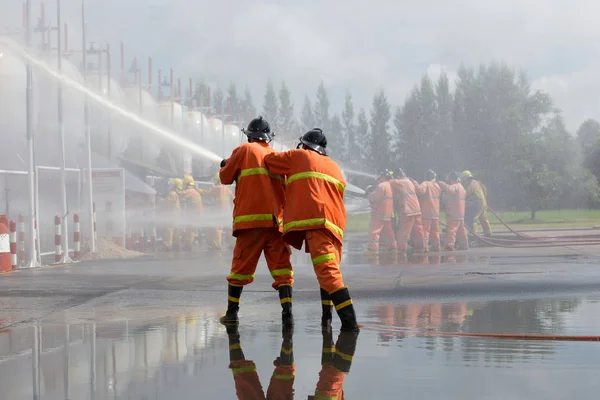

{"left": 394, "top": 168, "right": 406, "bottom": 178}
{"left": 379, "top": 169, "right": 392, "bottom": 180}
{"left": 427, "top": 169, "right": 437, "bottom": 181}
{"left": 446, "top": 170, "right": 460, "bottom": 182}
{"left": 241, "top": 116, "right": 273, "bottom": 142}
{"left": 298, "top": 128, "right": 327, "bottom": 156}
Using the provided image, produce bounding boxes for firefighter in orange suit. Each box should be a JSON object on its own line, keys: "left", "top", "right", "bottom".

{"left": 366, "top": 169, "right": 396, "bottom": 254}
{"left": 440, "top": 171, "right": 468, "bottom": 251}
{"left": 160, "top": 178, "right": 181, "bottom": 251}
{"left": 205, "top": 173, "right": 233, "bottom": 250}
{"left": 413, "top": 169, "right": 442, "bottom": 252}
{"left": 390, "top": 168, "right": 425, "bottom": 254}
{"left": 227, "top": 326, "right": 295, "bottom": 400}
{"left": 308, "top": 330, "right": 359, "bottom": 400}
{"left": 264, "top": 128, "right": 359, "bottom": 332}
{"left": 181, "top": 175, "right": 203, "bottom": 251}
{"left": 219, "top": 116, "right": 294, "bottom": 327}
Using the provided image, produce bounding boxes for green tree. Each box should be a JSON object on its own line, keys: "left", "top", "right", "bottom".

{"left": 330, "top": 114, "right": 344, "bottom": 159}
{"left": 577, "top": 119, "right": 600, "bottom": 155}
{"left": 342, "top": 93, "right": 356, "bottom": 164}
{"left": 240, "top": 86, "right": 256, "bottom": 122}
{"left": 314, "top": 81, "right": 330, "bottom": 131}
{"left": 226, "top": 83, "right": 240, "bottom": 120}
{"left": 368, "top": 89, "right": 392, "bottom": 172}
{"left": 262, "top": 79, "right": 279, "bottom": 129}
{"left": 356, "top": 108, "right": 369, "bottom": 165}
{"left": 434, "top": 72, "right": 454, "bottom": 172}
{"left": 300, "top": 95, "right": 315, "bottom": 132}
{"left": 278, "top": 81, "right": 295, "bottom": 138}
{"left": 212, "top": 87, "right": 224, "bottom": 115}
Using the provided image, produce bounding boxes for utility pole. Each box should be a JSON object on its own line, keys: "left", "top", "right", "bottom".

{"left": 57, "top": 0, "right": 72, "bottom": 263}
{"left": 82, "top": 0, "right": 95, "bottom": 253}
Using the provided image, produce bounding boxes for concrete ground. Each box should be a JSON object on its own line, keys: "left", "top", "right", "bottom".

{"left": 1, "top": 238, "right": 600, "bottom": 399}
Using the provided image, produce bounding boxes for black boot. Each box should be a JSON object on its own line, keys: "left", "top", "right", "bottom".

{"left": 320, "top": 287, "right": 333, "bottom": 330}
{"left": 321, "top": 329, "right": 335, "bottom": 366}
{"left": 278, "top": 285, "right": 294, "bottom": 327}
{"left": 330, "top": 287, "right": 360, "bottom": 332}
{"left": 219, "top": 284, "right": 243, "bottom": 325}
{"left": 332, "top": 331, "right": 359, "bottom": 373}
{"left": 227, "top": 327, "right": 245, "bottom": 362}
{"left": 279, "top": 329, "right": 294, "bottom": 367}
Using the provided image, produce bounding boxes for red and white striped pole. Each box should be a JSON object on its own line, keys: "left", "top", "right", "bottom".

{"left": 18, "top": 214, "right": 25, "bottom": 266}
{"left": 92, "top": 201, "right": 97, "bottom": 241}
{"left": 54, "top": 216, "right": 62, "bottom": 263}
{"left": 73, "top": 214, "right": 81, "bottom": 259}
{"left": 138, "top": 228, "right": 145, "bottom": 252}
{"left": 9, "top": 220, "right": 17, "bottom": 270}
{"left": 34, "top": 218, "right": 39, "bottom": 261}
{"left": 151, "top": 226, "right": 157, "bottom": 252}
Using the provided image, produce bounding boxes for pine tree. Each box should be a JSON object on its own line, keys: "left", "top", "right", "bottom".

{"left": 314, "top": 81, "right": 330, "bottom": 132}
{"left": 368, "top": 89, "right": 392, "bottom": 172}
{"left": 212, "top": 87, "right": 224, "bottom": 115}
{"left": 435, "top": 71, "right": 454, "bottom": 172}
{"left": 240, "top": 86, "right": 256, "bottom": 122}
{"left": 278, "top": 81, "right": 295, "bottom": 139}
{"left": 356, "top": 108, "right": 370, "bottom": 166}
{"left": 226, "top": 83, "right": 240, "bottom": 120}
{"left": 342, "top": 93, "right": 356, "bottom": 164}
{"left": 262, "top": 79, "right": 279, "bottom": 129}
{"left": 330, "top": 114, "right": 344, "bottom": 159}
{"left": 300, "top": 95, "right": 315, "bottom": 132}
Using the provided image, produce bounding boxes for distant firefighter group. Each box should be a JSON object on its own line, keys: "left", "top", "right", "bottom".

{"left": 366, "top": 169, "right": 492, "bottom": 256}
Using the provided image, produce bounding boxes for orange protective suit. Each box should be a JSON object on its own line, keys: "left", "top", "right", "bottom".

{"left": 414, "top": 180, "right": 442, "bottom": 251}
{"left": 264, "top": 149, "right": 346, "bottom": 293}
{"left": 440, "top": 182, "right": 468, "bottom": 250}
{"left": 220, "top": 141, "right": 292, "bottom": 289}
{"left": 181, "top": 186, "right": 203, "bottom": 250}
{"left": 390, "top": 177, "right": 425, "bottom": 252}
{"left": 227, "top": 330, "right": 295, "bottom": 400}
{"left": 367, "top": 179, "right": 396, "bottom": 252}
{"left": 308, "top": 331, "right": 358, "bottom": 400}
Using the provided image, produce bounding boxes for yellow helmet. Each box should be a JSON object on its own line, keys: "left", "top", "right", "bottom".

{"left": 461, "top": 170, "right": 473, "bottom": 179}
{"left": 171, "top": 178, "right": 183, "bottom": 191}
{"left": 183, "top": 175, "right": 195, "bottom": 187}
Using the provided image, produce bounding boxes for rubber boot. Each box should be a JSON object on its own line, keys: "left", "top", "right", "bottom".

{"left": 320, "top": 287, "right": 333, "bottom": 330}
{"left": 279, "top": 285, "right": 294, "bottom": 327}
{"left": 321, "top": 329, "right": 334, "bottom": 366}
{"left": 219, "top": 284, "right": 243, "bottom": 325}
{"left": 227, "top": 327, "right": 244, "bottom": 361}
{"left": 330, "top": 287, "right": 360, "bottom": 332}
{"left": 332, "top": 331, "right": 359, "bottom": 373}
{"left": 279, "top": 329, "right": 294, "bottom": 367}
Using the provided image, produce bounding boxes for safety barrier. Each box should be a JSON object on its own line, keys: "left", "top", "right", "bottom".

{"left": 54, "top": 216, "right": 62, "bottom": 263}
{"left": 73, "top": 214, "right": 81, "bottom": 259}
{"left": 0, "top": 215, "right": 10, "bottom": 272}
{"left": 18, "top": 214, "right": 25, "bottom": 265}
{"left": 9, "top": 220, "right": 17, "bottom": 270}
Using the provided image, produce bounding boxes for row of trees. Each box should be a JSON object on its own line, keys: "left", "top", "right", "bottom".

{"left": 200, "top": 62, "right": 600, "bottom": 215}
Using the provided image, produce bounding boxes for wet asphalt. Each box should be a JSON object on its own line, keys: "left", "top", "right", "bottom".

{"left": 1, "top": 241, "right": 600, "bottom": 399}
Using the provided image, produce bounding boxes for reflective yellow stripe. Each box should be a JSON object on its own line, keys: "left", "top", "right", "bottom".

{"left": 234, "top": 214, "right": 273, "bottom": 224}
{"left": 281, "top": 347, "right": 293, "bottom": 355}
{"left": 321, "top": 300, "right": 333, "bottom": 306}
{"left": 287, "top": 171, "right": 345, "bottom": 193}
{"left": 280, "top": 297, "right": 292, "bottom": 304}
{"left": 335, "top": 350, "right": 354, "bottom": 362}
{"left": 271, "top": 268, "right": 294, "bottom": 277}
{"left": 228, "top": 296, "right": 240, "bottom": 303}
{"left": 315, "top": 394, "right": 338, "bottom": 400}
{"left": 273, "top": 372, "right": 296, "bottom": 380}
{"left": 329, "top": 286, "right": 347, "bottom": 295}
{"left": 232, "top": 366, "right": 256, "bottom": 374}
{"left": 322, "top": 346, "right": 335, "bottom": 353}
{"left": 229, "top": 343, "right": 241, "bottom": 350}
{"left": 283, "top": 218, "right": 344, "bottom": 238}
{"left": 229, "top": 273, "right": 255, "bottom": 281}
{"left": 312, "top": 253, "right": 336, "bottom": 265}
{"left": 237, "top": 168, "right": 284, "bottom": 182}
{"left": 335, "top": 299, "right": 353, "bottom": 311}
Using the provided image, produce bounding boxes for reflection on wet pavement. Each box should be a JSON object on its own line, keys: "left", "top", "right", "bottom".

{"left": 2, "top": 297, "right": 600, "bottom": 399}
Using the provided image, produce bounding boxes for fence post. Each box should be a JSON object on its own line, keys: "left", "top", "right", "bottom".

{"left": 55, "top": 216, "right": 62, "bottom": 263}
{"left": 18, "top": 214, "right": 25, "bottom": 266}
{"left": 73, "top": 214, "right": 81, "bottom": 259}
{"left": 9, "top": 220, "right": 17, "bottom": 270}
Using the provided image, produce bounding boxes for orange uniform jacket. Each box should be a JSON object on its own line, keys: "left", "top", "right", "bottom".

{"left": 229, "top": 360, "right": 295, "bottom": 400}
{"left": 390, "top": 177, "right": 421, "bottom": 218}
{"left": 220, "top": 142, "right": 286, "bottom": 235}
{"left": 441, "top": 182, "right": 466, "bottom": 220}
{"left": 368, "top": 181, "right": 394, "bottom": 220}
{"left": 264, "top": 149, "right": 346, "bottom": 250}
{"left": 181, "top": 187, "right": 204, "bottom": 212}
{"left": 415, "top": 181, "right": 441, "bottom": 219}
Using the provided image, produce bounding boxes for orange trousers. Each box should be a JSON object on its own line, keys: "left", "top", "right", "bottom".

{"left": 227, "top": 228, "right": 293, "bottom": 290}
{"left": 444, "top": 219, "right": 468, "bottom": 250}
{"left": 305, "top": 229, "right": 345, "bottom": 294}
{"left": 396, "top": 215, "right": 425, "bottom": 251}
{"left": 368, "top": 218, "right": 396, "bottom": 251}
{"left": 422, "top": 218, "right": 441, "bottom": 251}
{"left": 230, "top": 360, "right": 295, "bottom": 400}
{"left": 312, "top": 364, "right": 346, "bottom": 400}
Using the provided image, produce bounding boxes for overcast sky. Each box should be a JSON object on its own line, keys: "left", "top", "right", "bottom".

{"left": 2, "top": 0, "right": 599, "bottom": 131}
